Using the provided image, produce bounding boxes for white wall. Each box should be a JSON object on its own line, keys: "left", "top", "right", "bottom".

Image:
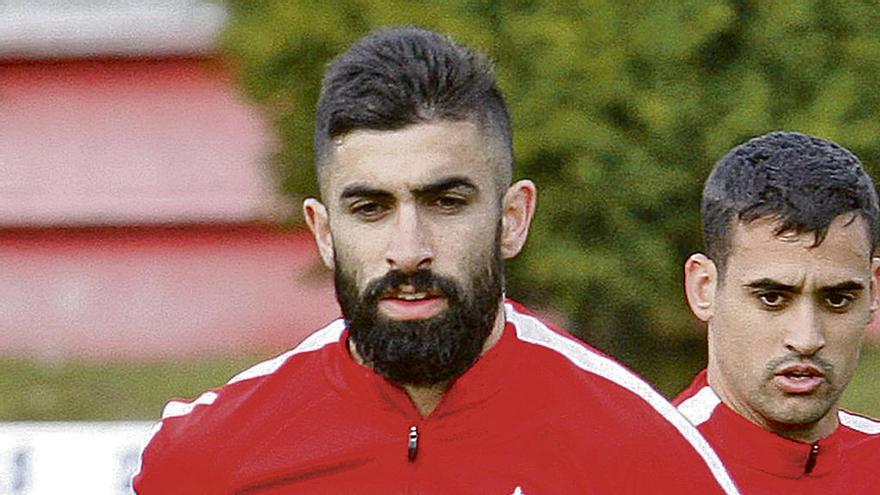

{"left": 0, "top": 422, "right": 154, "bottom": 495}
{"left": 0, "top": 1, "right": 226, "bottom": 60}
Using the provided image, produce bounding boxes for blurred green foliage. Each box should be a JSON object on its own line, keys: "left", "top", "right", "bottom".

{"left": 223, "top": 1, "right": 880, "bottom": 360}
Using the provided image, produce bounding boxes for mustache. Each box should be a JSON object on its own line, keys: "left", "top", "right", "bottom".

{"left": 362, "top": 269, "right": 461, "bottom": 303}
{"left": 765, "top": 353, "right": 835, "bottom": 376}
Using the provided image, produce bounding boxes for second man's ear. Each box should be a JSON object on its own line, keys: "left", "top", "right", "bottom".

{"left": 870, "top": 256, "right": 880, "bottom": 313}
{"left": 499, "top": 180, "right": 537, "bottom": 260}
{"left": 303, "top": 198, "right": 335, "bottom": 270}
{"left": 684, "top": 253, "right": 718, "bottom": 322}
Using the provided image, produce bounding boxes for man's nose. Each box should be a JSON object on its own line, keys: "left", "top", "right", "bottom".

{"left": 783, "top": 301, "right": 826, "bottom": 356}
{"left": 385, "top": 205, "right": 433, "bottom": 272}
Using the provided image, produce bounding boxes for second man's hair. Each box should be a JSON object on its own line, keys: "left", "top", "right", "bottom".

{"left": 702, "top": 131, "right": 879, "bottom": 275}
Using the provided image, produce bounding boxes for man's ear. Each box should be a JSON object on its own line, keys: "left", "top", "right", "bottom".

{"left": 870, "top": 256, "right": 880, "bottom": 314}
{"left": 303, "top": 198, "right": 335, "bottom": 270}
{"left": 684, "top": 253, "right": 718, "bottom": 322}
{"left": 499, "top": 180, "right": 537, "bottom": 259}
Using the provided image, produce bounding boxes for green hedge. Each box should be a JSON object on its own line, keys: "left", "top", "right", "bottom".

{"left": 223, "top": 0, "right": 880, "bottom": 359}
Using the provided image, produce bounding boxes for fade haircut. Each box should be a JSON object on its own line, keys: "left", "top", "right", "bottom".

{"left": 314, "top": 26, "right": 513, "bottom": 189}
{"left": 702, "top": 131, "right": 879, "bottom": 276}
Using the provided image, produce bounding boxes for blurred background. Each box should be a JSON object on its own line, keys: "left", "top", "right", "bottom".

{"left": 2, "top": 0, "right": 880, "bottom": 492}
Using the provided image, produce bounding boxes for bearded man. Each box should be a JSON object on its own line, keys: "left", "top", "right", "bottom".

{"left": 134, "top": 26, "right": 739, "bottom": 495}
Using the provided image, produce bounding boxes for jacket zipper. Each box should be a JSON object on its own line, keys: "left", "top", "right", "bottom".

{"left": 804, "top": 442, "right": 820, "bottom": 474}
{"left": 407, "top": 425, "right": 419, "bottom": 462}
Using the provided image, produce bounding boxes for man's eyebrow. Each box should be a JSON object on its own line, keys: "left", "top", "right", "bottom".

{"left": 820, "top": 281, "right": 866, "bottom": 292}
{"left": 413, "top": 177, "right": 478, "bottom": 197}
{"left": 340, "top": 184, "right": 393, "bottom": 200}
{"left": 744, "top": 279, "right": 800, "bottom": 293}
{"left": 744, "top": 278, "right": 867, "bottom": 293}
{"left": 339, "top": 177, "right": 478, "bottom": 201}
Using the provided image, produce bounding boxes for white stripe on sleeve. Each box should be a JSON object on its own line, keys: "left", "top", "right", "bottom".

{"left": 158, "top": 319, "right": 346, "bottom": 419}
{"left": 840, "top": 410, "right": 880, "bottom": 434}
{"left": 134, "top": 319, "right": 346, "bottom": 485}
{"left": 505, "top": 303, "right": 740, "bottom": 495}
{"left": 228, "top": 319, "right": 346, "bottom": 385}
{"left": 162, "top": 391, "right": 219, "bottom": 419}
{"left": 677, "top": 385, "right": 721, "bottom": 426}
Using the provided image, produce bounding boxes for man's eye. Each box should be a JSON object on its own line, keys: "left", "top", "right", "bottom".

{"left": 825, "top": 293, "right": 854, "bottom": 310}
{"left": 757, "top": 292, "right": 788, "bottom": 309}
{"left": 351, "top": 202, "right": 386, "bottom": 218}
{"left": 433, "top": 195, "right": 466, "bottom": 212}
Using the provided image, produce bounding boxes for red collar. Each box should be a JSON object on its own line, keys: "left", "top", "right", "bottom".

{"left": 322, "top": 319, "right": 518, "bottom": 422}
{"left": 692, "top": 371, "right": 845, "bottom": 479}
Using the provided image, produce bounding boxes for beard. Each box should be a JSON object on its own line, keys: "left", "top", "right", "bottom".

{"left": 334, "top": 246, "right": 503, "bottom": 387}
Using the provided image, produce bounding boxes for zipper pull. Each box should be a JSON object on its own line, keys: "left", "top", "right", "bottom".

{"left": 407, "top": 426, "right": 419, "bottom": 462}
{"left": 804, "top": 442, "right": 820, "bottom": 474}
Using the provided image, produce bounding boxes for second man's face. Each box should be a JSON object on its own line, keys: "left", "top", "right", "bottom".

{"left": 707, "top": 215, "right": 878, "bottom": 440}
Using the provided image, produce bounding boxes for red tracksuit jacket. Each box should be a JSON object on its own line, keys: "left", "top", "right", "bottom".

{"left": 134, "top": 302, "right": 739, "bottom": 494}
{"left": 675, "top": 369, "right": 880, "bottom": 494}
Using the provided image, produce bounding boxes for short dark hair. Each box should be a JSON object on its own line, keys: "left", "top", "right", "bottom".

{"left": 314, "top": 26, "right": 512, "bottom": 186}
{"left": 702, "top": 131, "right": 879, "bottom": 274}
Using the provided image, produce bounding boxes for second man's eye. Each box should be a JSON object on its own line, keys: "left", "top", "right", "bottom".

{"left": 757, "top": 291, "right": 788, "bottom": 309}
{"left": 825, "top": 293, "right": 854, "bottom": 311}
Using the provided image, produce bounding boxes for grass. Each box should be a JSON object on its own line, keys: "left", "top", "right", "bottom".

{"left": 0, "top": 345, "right": 878, "bottom": 421}
{"left": 841, "top": 344, "right": 880, "bottom": 415}
{"left": 0, "top": 353, "right": 269, "bottom": 421}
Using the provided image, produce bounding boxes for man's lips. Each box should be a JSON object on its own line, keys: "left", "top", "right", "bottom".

{"left": 377, "top": 291, "right": 446, "bottom": 320}
{"left": 772, "top": 363, "right": 825, "bottom": 394}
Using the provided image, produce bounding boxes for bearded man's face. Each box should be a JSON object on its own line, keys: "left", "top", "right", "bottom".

{"left": 304, "top": 121, "right": 525, "bottom": 385}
